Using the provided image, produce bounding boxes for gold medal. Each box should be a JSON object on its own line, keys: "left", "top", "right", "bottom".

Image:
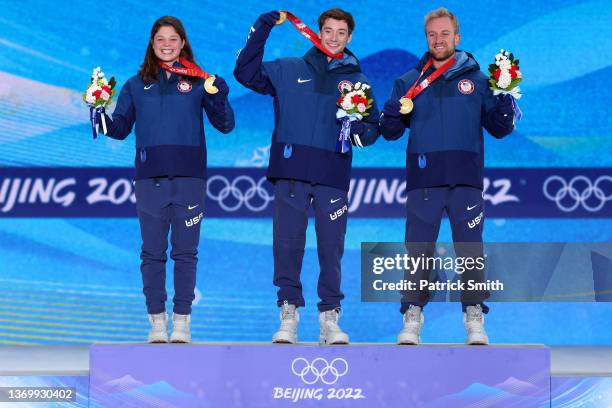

{"left": 204, "top": 76, "right": 218, "bottom": 94}
{"left": 276, "top": 11, "right": 287, "bottom": 25}
{"left": 399, "top": 97, "right": 413, "bottom": 114}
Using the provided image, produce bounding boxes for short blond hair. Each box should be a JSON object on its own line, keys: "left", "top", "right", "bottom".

{"left": 424, "top": 7, "right": 459, "bottom": 35}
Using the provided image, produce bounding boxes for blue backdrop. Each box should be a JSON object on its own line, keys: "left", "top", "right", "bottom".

{"left": 0, "top": 0, "right": 610, "bottom": 345}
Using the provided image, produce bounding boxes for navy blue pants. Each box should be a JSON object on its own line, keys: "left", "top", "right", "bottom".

{"left": 273, "top": 180, "right": 348, "bottom": 312}
{"left": 401, "top": 186, "right": 490, "bottom": 314}
{"left": 134, "top": 177, "right": 205, "bottom": 315}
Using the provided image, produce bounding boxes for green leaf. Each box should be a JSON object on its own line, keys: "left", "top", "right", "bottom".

{"left": 508, "top": 77, "right": 523, "bottom": 89}
{"left": 109, "top": 76, "right": 117, "bottom": 89}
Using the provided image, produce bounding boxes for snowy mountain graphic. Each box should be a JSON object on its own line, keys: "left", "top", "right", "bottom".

{"left": 429, "top": 381, "right": 546, "bottom": 408}
{"left": 100, "top": 374, "right": 144, "bottom": 393}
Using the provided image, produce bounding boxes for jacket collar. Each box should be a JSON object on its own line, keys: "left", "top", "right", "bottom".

{"left": 416, "top": 50, "right": 479, "bottom": 79}
{"left": 303, "top": 46, "right": 361, "bottom": 75}
{"left": 158, "top": 59, "right": 185, "bottom": 83}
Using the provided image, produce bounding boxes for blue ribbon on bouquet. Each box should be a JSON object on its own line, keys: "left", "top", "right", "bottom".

{"left": 89, "top": 105, "right": 107, "bottom": 139}
{"left": 509, "top": 95, "right": 523, "bottom": 122}
{"left": 336, "top": 117, "right": 351, "bottom": 154}
{"left": 336, "top": 110, "right": 362, "bottom": 154}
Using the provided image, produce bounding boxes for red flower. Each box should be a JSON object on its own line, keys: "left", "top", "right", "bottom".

{"left": 92, "top": 89, "right": 102, "bottom": 98}
{"left": 509, "top": 65, "right": 518, "bottom": 79}
{"left": 493, "top": 68, "right": 502, "bottom": 81}
{"left": 337, "top": 96, "right": 344, "bottom": 105}
{"left": 102, "top": 86, "right": 111, "bottom": 94}
{"left": 351, "top": 95, "right": 368, "bottom": 106}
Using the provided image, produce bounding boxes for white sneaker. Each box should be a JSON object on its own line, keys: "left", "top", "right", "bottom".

{"left": 147, "top": 312, "right": 168, "bottom": 343}
{"left": 170, "top": 313, "right": 192, "bottom": 343}
{"left": 319, "top": 309, "right": 349, "bottom": 345}
{"left": 272, "top": 301, "right": 299, "bottom": 344}
{"left": 397, "top": 305, "right": 424, "bottom": 345}
{"left": 464, "top": 305, "right": 489, "bottom": 345}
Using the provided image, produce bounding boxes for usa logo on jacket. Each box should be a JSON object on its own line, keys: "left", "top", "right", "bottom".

{"left": 177, "top": 79, "right": 192, "bottom": 93}
{"left": 337, "top": 80, "right": 353, "bottom": 92}
{"left": 458, "top": 79, "right": 475, "bottom": 95}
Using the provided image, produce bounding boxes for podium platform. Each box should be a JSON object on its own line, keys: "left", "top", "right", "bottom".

{"left": 88, "top": 343, "right": 550, "bottom": 407}
{"left": 1, "top": 344, "right": 612, "bottom": 407}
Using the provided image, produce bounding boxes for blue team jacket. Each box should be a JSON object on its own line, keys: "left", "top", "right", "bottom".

{"left": 234, "top": 18, "right": 380, "bottom": 191}
{"left": 103, "top": 65, "right": 234, "bottom": 180}
{"left": 381, "top": 51, "right": 514, "bottom": 191}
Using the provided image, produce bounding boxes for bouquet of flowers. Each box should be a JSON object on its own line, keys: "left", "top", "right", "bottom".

{"left": 488, "top": 49, "right": 522, "bottom": 121}
{"left": 335, "top": 81, "right": 373, "bottom": 153}
{"left": 83, "top": 67, "right": 116, "bottom": 138}
{"left": 489, "top": 49, "right": 521, "bottom": 93}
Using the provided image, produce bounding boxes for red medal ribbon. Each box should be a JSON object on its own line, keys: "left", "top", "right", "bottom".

{"left": 158, "top": 57, "right": 212, "bottom": 79}
{"left": 404, "top": 57, "right": 456, "bottom": 99}
{"left": 282, "top": 11, "right": 343, "bottom": 60}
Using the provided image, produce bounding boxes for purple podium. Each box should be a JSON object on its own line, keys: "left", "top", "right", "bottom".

{"left": 89, "top": 344, "right": 550, "bottom": 407}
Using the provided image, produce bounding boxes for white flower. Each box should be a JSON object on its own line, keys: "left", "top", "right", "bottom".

{"left": 500, "top": 49, "right": 505, "bottom": 53}
{"left": 357, "top": 103, "right": 366, "bottom": 113}
{"left": 341, "top": 97, "right": 354, "bottom": 111}
{"left": 361, "top": 84, "right": 370, "bottom": 90}
{"left": 98, "top": 72, "right": 104, "bottom": 78}
{"left": 499, "top": 60, "right": 512, "bottom": 70}
{"left": 101, "top": 78, "right": 108, "bottom": 86}
{"left": 495, "top": 53, "right": 502, "bottom": 61}
{"left": 354, "top": 82, "right": 361, "bottom": 90}
{"left": 497, "top": 69, "right": 512, "bottom": 89}
{"left": 86, "top": 94, "right": 96, "bottom": 104}
{"left": 504, "top": 51, "right": 509, "bottom": 56}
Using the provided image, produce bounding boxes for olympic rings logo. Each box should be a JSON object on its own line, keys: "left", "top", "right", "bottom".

{"left": 543, "top": 175, "right": 612, "bottom": 212}
{"left": 206, "top": 175, "right": 273, "bottom": 212}
{"left": 291, "top": 357, "right": 349, "bottom": 385}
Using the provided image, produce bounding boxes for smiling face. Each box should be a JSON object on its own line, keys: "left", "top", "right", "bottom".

{"left": 425, "top": 16, "right": 460, "bottom": 65}
{"left": 319, "top": 18, "right": 352, "bottom": 56}
{"left": 152, "top": 25, "right": 184, "bottom": 65}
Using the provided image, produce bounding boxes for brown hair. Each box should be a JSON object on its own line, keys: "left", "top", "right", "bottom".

{"left": 317, "top": 8, "right": 355, "bottom": 34}
{"left": 139, "top": 16, "right": 196, "bottom": 84}
{"left": 424, "top": 7, "right": 459, "bottom": 35}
